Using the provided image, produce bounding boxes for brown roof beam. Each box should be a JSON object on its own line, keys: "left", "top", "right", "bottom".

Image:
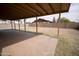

{"left": 16, "top": 4, "right": 40, "bottom": 16}
{"left": 10, "top": 4, "right": 36, "bottom": 17}
{"left": 23, "top": 4, "right": 41, "bottom": 15}
{"left": 67, "top": 3, "right": 71, "bottom": 12}
{"left": 48, "top": 3, "right": 55, "bottom": 14}
{"left": 8, "top": 5, "right": 31, "bottom": 18}
{"left": 59, "top": 3, "right": 62, "bottom": 13}
{"left": 26, "top": 4, "right": 43, "bottom": 15}
{"left": 36, "top": 4, "right": 48, "bottom": 15}
{"left": 0, "top": 4, "right": 24, "bottom": 20}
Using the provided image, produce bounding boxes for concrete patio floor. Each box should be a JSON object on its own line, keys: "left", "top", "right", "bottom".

{"left": 0, "top": 29, "right": 57, "bottom": 56}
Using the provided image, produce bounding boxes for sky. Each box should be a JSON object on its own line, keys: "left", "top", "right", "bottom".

{"left": 26, "top": 3, "right": 79, "bottom": 23}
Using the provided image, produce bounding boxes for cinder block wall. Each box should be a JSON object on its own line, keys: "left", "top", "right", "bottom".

{"left": 29, "top": 22, "right": 79, "bottom": 29}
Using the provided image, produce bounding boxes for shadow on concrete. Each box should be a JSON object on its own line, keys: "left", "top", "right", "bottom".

{"left": 0, "top": 29, "right": 42, "bottom": 55}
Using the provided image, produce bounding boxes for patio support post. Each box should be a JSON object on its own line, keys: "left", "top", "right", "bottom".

{"left": 24, "top": 19, "right": 26, "bottom": 32}
{"left": 14, "top": 20, "right": 16, "bottom": 30}
{"left": 57, "top": 4, "right": 61, "bottom": 38}
{"left": 36, "top": 16, "right": 38, "bottom": 32}
{"left": 11, "top": 20, "right": 13, "bottom": 29}
{"left": 18, "top": 20, "right": 20, "bottom": 31}
{"left": 5, "top": 20, "right": 6, "bottom": 24}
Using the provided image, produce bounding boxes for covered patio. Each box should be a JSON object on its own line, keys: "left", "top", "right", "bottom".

{"left": 0, "top": 3, "right": 70, "bottom": 56}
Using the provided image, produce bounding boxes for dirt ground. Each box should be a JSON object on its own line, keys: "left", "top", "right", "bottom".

{"left": 0, "top": 23, "right": 79, "bottom": 56}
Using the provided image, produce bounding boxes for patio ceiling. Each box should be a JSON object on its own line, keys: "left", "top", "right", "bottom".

{"left": 0, "top": 3, "right": 70, "bottom": 20}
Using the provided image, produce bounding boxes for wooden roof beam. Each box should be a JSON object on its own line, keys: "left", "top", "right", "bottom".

{"left": 3, "top": 5, "right": 31, "bottom": 20}
{"left": 48, "top": 3, "right": 55, "bottom": 14}
{"left": 26, "top": 4, "right": 43, "bottom": 15}
{"left": 16, "top": 4, "right": 40, "bottom": 16}
{"left": 37, "top": 4, "right": 48, "bottom": 15}
{"left": 10, "top": 4, "right": 36, "bottom": 17}
{"left": 21, "top": 4, "right": 41, "bottom": 15}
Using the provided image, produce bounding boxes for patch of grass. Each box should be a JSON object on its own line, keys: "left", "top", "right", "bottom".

{"left": 54, "top": 37, "right": 73, "bottom": 56}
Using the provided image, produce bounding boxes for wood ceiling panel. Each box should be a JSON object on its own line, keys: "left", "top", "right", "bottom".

{"left": 0, "top": 3, "right": 70, "bottom": 20}
{"left": 27, "top": 3, "right": 46, "bottom": 15}
{"left": 50, "top": 3, "right": 60, "bottom": 13}
{"left": 0, "top": 4, "right": 33, "bottom": 20}
{"left": 38, "top": 3, "right": 53, "bottom": 14}
{"left": 19, "top": 4, "right": 40, "bottom": 15}
{"left": 61, "top": 3, "right": 70, "bottom": 11}
{"left": 10, "top": 4, "right": 36, "bottom": 16}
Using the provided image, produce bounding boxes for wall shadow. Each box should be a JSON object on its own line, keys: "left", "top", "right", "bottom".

{"left": 0, "top": 29, "right": 42, "bottom": 55}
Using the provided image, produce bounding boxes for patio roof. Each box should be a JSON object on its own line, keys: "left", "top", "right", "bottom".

{"left": 0, "top": 3, "right": 70, "bottom": 20}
